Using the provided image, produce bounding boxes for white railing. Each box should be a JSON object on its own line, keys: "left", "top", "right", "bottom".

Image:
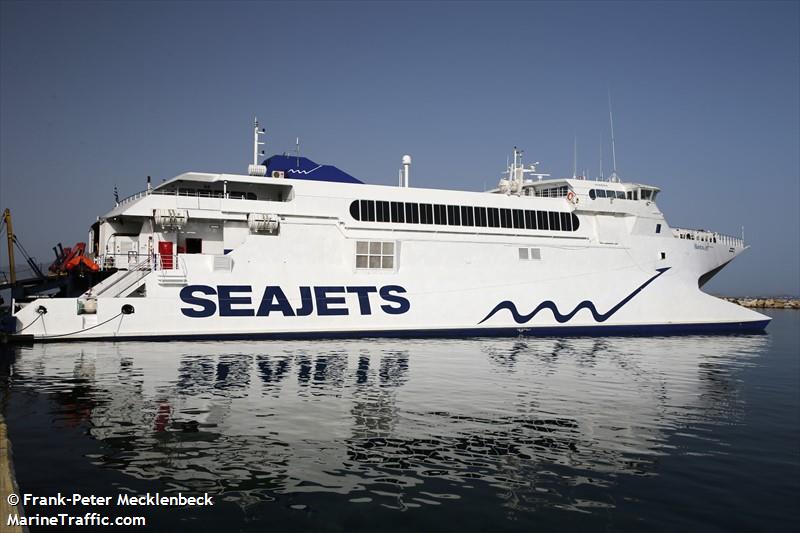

{"left": 155, "top": 254, "right": 188, "bottom": 286}
{"left": 154, "top": 254, "right": 188, "bottom": 272}
{"left": 97, "top": 253, "right": 151, "bottom": 270}
{"left": 91, "top": 255, "right": 154, "bottom": 297}
{"left": 672, "top": 227, "right": 744, "bottom": 248}
{"left": 117, "top": 188, "right": 258, "bottom": 206}
{"left": 90, "top": 253, "right": 191, "bottom": 296}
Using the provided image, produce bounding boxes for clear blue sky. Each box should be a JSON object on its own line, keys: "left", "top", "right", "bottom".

{"left": 1, "top": 1, "right": 798, "bottom": 296}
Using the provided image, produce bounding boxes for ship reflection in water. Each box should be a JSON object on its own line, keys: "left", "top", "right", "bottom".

{"left": 0, "top": 333, "right": 777, "bottom": 526}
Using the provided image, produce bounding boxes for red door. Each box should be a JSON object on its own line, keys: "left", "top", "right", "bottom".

{"left": 158, "top": 241, "right": 173, "bottom": 269}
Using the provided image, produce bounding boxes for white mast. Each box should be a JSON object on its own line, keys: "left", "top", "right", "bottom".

{"left": 247, "top": 117, "right": 267, "bottom": 176}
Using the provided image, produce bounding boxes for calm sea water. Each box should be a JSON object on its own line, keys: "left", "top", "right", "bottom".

{"left": 2, "top": 311, "right": 798, "bottom": 532}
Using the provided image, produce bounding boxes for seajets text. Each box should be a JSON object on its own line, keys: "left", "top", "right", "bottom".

{"left": 180, "top": 285, "right": 410, "bottom": 317}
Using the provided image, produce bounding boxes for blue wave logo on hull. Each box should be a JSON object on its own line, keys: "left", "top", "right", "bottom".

{"left": 479, "top": 268, "right": 670, "bottom": 325}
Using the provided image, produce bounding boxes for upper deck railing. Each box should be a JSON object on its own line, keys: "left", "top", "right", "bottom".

{"left": 672, "top": 228, "right": 744, "bottom": 248}
{"left": 117, "top": 188, "right": 258, "bottom": 206}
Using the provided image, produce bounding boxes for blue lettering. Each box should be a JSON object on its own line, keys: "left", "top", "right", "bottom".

{"left": 257, "top": 286, "right": 295, "bottom": 316}
{"left": 218, "top": 285, "right": 255, "bottom": 316}
{"left": 315, "top": 286, "right": 349, "bottom": 316}
{"left": 181, "top": 284, "right": 409, "bottom": 318}
{"left": 346, "top": 286, "right": 377, "bottom": 315}
{"left": 180, "top": 285, "right": 217, "bottom": 318}
{"left": 380, "top": 285, "right": 410, "bottom": 315}
{"left": 295, "top": 286, "right": 314, "bottom": 316}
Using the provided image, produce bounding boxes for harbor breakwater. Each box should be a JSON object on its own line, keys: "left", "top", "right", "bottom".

{"left": 721, "top": 297, "right": 800, "bottom": 309}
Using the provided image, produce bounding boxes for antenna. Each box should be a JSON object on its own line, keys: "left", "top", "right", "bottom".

{"left": 295, "top": 137, "right": 300, "bottom": 167}
{"left": 599, "top": 136, "right": 604, "bottom": 181}
{"left": 608, "top": 90, "right": 619, "bottom": 182}
{"left": 572, "top": 134, "right": 577, "bottom": 179}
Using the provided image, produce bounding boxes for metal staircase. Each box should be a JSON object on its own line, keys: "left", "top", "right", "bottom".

{"left": 89, "top": 257, "right": 153, "bottom": 298}
{"left": 156, "top": 255, "right": 188, "bottom": 287}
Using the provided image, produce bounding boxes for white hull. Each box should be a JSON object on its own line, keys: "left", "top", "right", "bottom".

{"left": 11, "top": 162, "right": 770, "bottom": 340}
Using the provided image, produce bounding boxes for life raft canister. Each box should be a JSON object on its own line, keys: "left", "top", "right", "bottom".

{"left": 567, "top": 191, "right": 578, "bottom": 204}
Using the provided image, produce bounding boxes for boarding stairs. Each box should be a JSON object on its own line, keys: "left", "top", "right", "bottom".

{"left": 156, "top": 255, "right": 188, "bottom": 287}
{"left": 89, "top": 257, "right": 153, "bottom": 298}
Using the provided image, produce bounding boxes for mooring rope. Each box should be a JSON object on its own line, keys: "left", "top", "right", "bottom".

{"left": 15, "top": 312, "right": 42, "bottom": 333}
{"left": 37, "top": 312, "right": 124, "bottom": 340}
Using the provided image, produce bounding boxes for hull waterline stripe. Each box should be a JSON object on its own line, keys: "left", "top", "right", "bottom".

{"left": 28, "top": 319, "right": 771, "bottom": 343}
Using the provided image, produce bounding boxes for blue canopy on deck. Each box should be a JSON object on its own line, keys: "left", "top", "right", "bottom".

{"left": 262, "top": 155, "right": 363, "bottom": 184}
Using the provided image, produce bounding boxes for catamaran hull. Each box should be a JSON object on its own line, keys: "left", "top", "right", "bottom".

{"left": 9, "top": 174, "right": 771, "bottom": 341}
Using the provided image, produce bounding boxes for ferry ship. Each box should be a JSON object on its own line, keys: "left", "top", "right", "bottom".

{"left": 6, "top": 121, "right": 770, "bottom": 341}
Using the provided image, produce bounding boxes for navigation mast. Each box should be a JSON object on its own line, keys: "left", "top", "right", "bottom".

{"left": 248, "top": 118, "right": 267, "bottom": 176}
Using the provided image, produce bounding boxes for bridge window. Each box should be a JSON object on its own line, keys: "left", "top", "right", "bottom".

{"left": 656, "top": 223, "right": 662, "bottom": 234}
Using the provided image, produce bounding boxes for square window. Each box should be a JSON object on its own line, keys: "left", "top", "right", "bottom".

{"left": 382, "top": 242, "right": 394, "bottom": 255}
{"left": 530, "top": 248, "right": 541, "bottom": 260}
{"left": 369, "top": 256, "right": 381, "bottom": 268}
{"left": 356, "top": 241, "right": 368, "bottom": 254}
{"left": 382, "top": 256, "right": 394, "bottom": 268}
{"left": 356, "top": 255, "right": 368, "bottom": 268}
{"left": 518, "top": 248, "right": 529, "bottom": 260}
{"left": 369, "top": 242, "right": 381, "bottom": 254}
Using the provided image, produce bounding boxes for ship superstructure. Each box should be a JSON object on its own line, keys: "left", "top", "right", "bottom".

{"left": 8, "top": 121, "right": 769, "bottom": 340}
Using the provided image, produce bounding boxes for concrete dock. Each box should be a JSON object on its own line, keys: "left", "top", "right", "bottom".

{"left": 0, "top": 413, "right": 24, "bottom": 532}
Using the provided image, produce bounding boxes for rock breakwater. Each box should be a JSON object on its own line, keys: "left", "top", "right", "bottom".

{"left": 721, "top": 297, "right": 800, "bottom": 309}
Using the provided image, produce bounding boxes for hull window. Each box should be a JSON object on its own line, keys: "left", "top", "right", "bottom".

{"left": 356, "top": 241, "right": 396, "bottom": 270}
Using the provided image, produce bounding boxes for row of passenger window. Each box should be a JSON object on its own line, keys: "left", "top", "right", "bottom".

{"left": 588, "top": 189, "right": 656, "bottom": 201}
{"left": 349, "top": 200, "right": 580, "bottom": 232}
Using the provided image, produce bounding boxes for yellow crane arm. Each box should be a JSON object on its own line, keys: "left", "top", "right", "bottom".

{"left": 2, "top": 208, "right": 16, "bottom": 284}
